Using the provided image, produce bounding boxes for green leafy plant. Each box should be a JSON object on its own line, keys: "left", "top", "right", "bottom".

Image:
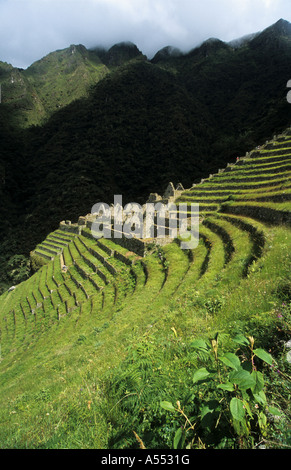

{"left": 204, "top": 297, "right": 224, "bottom": 315}
{"left": 7, "top": 254, "right": 31, "bottom": 283}
{"left": 160, "top": 334, "right": 282, "bottom": 449}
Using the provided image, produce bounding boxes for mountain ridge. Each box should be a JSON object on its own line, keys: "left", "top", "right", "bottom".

{"left": 1, "top": 18, "right": 290, "bottom": 128}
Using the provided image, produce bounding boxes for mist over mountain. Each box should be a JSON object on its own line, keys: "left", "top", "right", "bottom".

{"left": 0, "top": 18, "right": 290, "bottom": 290}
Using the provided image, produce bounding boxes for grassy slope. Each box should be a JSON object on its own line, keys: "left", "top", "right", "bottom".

{"left": 0, "top": 129, "right": 290, "bottom": 449}
{"left": 1, "top": 43, "right": 145, "bottom": 128}
{"left": 23, "top": 46, "right": 110, "bottom": 123}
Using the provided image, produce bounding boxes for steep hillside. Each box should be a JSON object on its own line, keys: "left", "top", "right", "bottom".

{"left": 0, "top": 45, "right": 109, "bottom": 127}
{"left": 0, "top": 127, "right": 290, "bottom": 449}
{"left": 0, "top": 60, "right": 45, "bottom": 126}
{"left": 23, "top": 45, "right": 109, "bottom": 123}
{"left": 0, "top": 42, "right": 147, "bottom": 127}
{"left": 154, "top": 19, "right": 291, "bottom": 139}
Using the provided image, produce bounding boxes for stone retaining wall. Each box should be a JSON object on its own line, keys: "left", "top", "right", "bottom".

{"left": 221, "top": 203, "right": 291, "bottom": 226}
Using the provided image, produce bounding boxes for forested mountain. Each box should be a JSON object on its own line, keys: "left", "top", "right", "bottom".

{"left": 0, "top": 18, "right": 290, "bottom": 290}
{"left": 0, "top": 41, "right": 146, "bottom": 127}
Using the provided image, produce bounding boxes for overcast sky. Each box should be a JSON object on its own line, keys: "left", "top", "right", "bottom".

{"left": 0, "top": 0, "right": 290, "bottom": 68}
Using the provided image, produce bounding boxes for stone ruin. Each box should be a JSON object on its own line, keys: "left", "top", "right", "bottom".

{"left": 59, "top": 182, "right": 187, "bottom": 256}
{"left": 147, "top": 182, "right": 184, "bottom": 204}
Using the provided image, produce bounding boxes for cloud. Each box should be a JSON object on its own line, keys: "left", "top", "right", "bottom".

{"left": 0, "top": 0, "right": 290, "bottom": 68}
